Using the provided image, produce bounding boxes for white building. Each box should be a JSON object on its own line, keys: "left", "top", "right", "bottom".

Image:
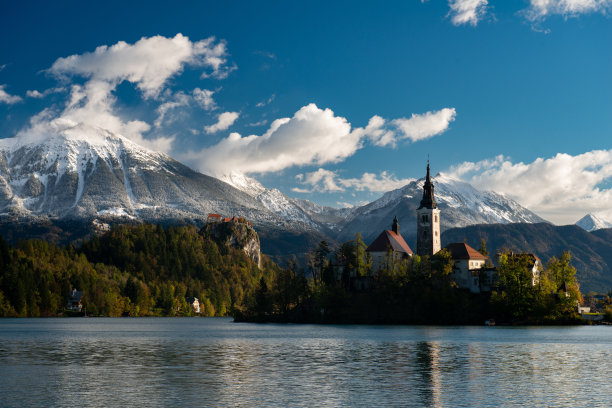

{"left": 445, "top": 242, "right": 488, "bottom": 294}
{"left": 186, "top": 297, "right": 201, "bottom": 314}
{"left": 366, "top": 216, "right": 413, "bottom": 272}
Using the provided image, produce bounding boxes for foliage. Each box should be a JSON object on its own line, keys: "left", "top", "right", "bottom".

{"left": 240, "top": 239, "right": 585, "bottom": 325}
{"left": 490, "top": 250, "right": 581, "bottom": 323}
{"left": 0, "top": 224, "right": 278, "bottom": 317}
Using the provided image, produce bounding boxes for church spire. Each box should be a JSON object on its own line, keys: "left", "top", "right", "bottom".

{"left": 392, "top": 215, "right": 399, "bottom": 234}
{"left": 418, "top": 160, "right": 437, "bottom": 209}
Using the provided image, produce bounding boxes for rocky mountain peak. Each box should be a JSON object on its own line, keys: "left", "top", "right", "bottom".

{"left": 575, "top": 213, "right": 612, "bottom": 232}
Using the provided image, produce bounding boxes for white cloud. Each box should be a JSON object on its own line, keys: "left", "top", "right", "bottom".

{"left": 204, "top": 111, "right": 240, "bottom": 134}
{"left": 186, "top": 103, "right": 455, "bottom": 175}
{"left": 339, "top": 171, "right": 414, "bottom": 192}
{"left": 448, "top": 0, "right": 489, "bottom": 26}
{"left": 154, "top": 91, "right": 191, "bottom": 128}
{"left": 256, "top": 94, "right": 275, "bottom": 107}
{"left": 247, "top": 119, "right": 268, "bottom": 127}
{"left": 294, "top": 169, "right": 344, "bottom": 193}
{"left": 294, "top": 168, "right": 414, "bottom": 193}
{"left": 189, "top": 104, "right": 358, "bottom": 175}
{"left": 193, "top": 88, "right": 216, "bottom": 110}
{"left": 0, "top": 85, "right": 22, "bottom": 104}
{"left": 524, "top": 0, "right": 611, "bottom": 21}
{"left": 49, "top": 34, "right": 230, "bottom": 98}
{"left": 449, "top": 150, "right": 612, "bottom": 224}
{"left": 16, "top": 34, "right": 232, "bottom": 153}
{"left": 26, "top": 87, "right": 64, "bottom": 99}
{"left": 390, "top": 107, "right": 457, "bottom": 145}
{"left": 26, "top": 90, "right": 45, "bottom": 98}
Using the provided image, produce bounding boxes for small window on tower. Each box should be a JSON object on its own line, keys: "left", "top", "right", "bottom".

{"left": 434, "top": 215, "right": 438, "bottom": 222}
{"left": 422, "top": 230, "right": 427, "bottom": 238}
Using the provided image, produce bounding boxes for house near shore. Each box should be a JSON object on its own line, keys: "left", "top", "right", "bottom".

{"left": 186, "top": 297, "right": 201, "bottom": 314}
{"left": 66, "top": 288, "right": 83, "bottom": 312}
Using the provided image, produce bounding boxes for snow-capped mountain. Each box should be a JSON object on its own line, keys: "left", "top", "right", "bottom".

{"left": 221, "top": 170, "right": 547, "bottom": 247}
{"left": 0, "top": 123, "right": 550, "bottom": 255}
{"left": 220, "top": 171, "right": 322, "bottom": 229}
{"left": 0, "top": 124, "right": 286, "bottom": 228}
{"left": 335, "top": 173, "right": 547, "bottom": 244}
{"left": 575, "top": 213, "right": 612, "bottom": 232}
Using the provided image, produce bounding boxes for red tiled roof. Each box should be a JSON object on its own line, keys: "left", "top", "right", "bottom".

{"left": 366, "top": 230, "right": 413, "bottom": 255}
{"left": 445, "top": 242, "right": 488, "bottom": 260}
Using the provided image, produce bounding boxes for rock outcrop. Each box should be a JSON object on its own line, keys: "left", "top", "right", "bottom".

{"left": 202, "top": 218, "right": 261, "bottom": 269}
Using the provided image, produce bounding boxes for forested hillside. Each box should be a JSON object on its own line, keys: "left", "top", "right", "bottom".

{"left": 0, "top": 223, "right": 278, "bottom": 317}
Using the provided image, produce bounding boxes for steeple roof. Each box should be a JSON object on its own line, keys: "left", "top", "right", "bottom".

{"left": 366, "top": 230, "right": 413, "bottom": 255}
{"left": 418, "top": 161, "right": 437, "bottom": 209}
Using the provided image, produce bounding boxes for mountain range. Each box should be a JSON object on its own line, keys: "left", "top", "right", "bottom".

{"left": 2, "top": 126, "right": 612, "bottom": 290}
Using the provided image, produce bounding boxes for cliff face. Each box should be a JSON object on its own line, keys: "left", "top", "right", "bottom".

{"left": 202, "top": 219, "right": 261, "bottom": 269}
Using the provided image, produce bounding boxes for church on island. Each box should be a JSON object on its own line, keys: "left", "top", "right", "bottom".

{"left": 362, "top": 162, "right": 540, "bottom": 294}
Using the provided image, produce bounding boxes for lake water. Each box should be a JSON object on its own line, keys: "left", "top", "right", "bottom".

{"left": 0, "top": 318, "right": 610, "bottom": 407}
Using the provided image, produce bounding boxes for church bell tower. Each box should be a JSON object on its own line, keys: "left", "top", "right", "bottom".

{"left": 416, "top": 161, "right": 441, "bottom": 257}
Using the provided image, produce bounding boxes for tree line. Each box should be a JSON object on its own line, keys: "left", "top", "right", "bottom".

{"left": 0, "top": 223, "right": 278, "bottom": 317}
{"left": 237, "top": 235, "right": 590, "bottom": 324}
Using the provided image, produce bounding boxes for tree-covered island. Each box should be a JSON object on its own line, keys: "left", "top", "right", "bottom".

{"left": 237, "top": 236, "right": 608, "bottom": 325}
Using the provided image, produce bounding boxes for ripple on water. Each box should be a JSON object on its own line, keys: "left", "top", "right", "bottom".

{"left": 0, "top": 319, "right": 610, "bottom": 407}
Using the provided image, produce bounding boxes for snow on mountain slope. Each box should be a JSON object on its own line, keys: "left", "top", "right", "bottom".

{"left": 291, "top": 198, "right": 355, "bottom": 228}
{"left": 575, "top": 213, "right": 612, "bottom": 232}
{"left": 0, "top": 123, "right": 279, "bottom": 224}
{"left": 0, "top": 121, "right": 551, "bottom": 246}
{"left": 220, "top": 171, "right": 267, "bottom": 198}
{"left": 221, "top": 171, "right": 321, "bottom": 228}
{"left": 336, "top": 173, "right": 548, "bottom": 243}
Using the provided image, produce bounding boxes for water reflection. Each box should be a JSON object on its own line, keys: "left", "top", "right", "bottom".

{"left": 0, "top": 319, "right": 611, "bottom": 407}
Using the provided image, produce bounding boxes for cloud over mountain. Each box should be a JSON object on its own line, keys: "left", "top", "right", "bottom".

{"left": 450, "top": 150, "right": 612, "bottom": 224}
{"left": 17, "top": 34, "right": 233, "bottom": 153}
{"left": 188, "top": 104, "right": 456, "bottom": 176}
{"left": 294, "top": 169, "right": 414, "bottom": 193}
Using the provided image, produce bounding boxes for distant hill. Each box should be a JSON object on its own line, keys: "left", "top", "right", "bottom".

{"left": 442, "top": 223, "right": 612, "bottom": 292}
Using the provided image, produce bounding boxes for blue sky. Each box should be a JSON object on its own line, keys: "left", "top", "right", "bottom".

{"left": 1, "top": 0, "right": 611, "bottom": 224}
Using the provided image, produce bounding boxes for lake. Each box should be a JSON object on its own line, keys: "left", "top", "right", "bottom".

{"left": 0, "top": 318, "right": 610, "bottom": 407}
